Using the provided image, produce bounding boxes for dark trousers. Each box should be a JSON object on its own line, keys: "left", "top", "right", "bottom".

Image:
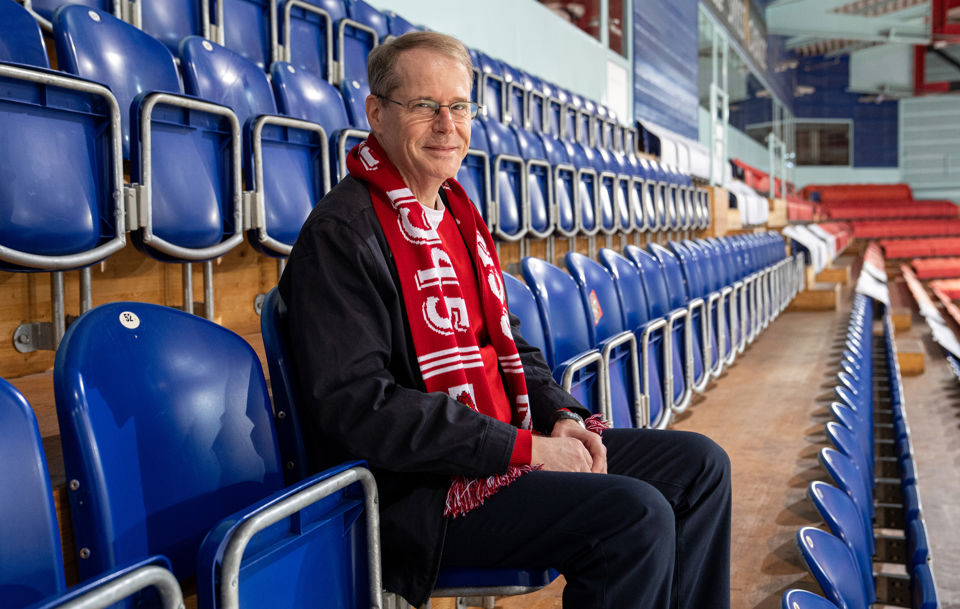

{"left": 439, "top": 429, "right": 731, "bottom": 609}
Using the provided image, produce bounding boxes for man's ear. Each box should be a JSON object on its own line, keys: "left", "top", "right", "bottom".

{"left": 366, "top": 94, "right": 381, "bottom": 132}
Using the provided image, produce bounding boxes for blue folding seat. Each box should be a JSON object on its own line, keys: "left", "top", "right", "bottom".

{"left": 644, "top": 158, "right": 669, "bottom": 231}
{"left": 538, "top": 133, "right": 578, "bottom": 239}
{"left": 277, "top": 0, "right": 344, "bottom": 83}
{"left": 595, "top": 148, "right": 621, "bottom": 239}
{"left": 902, "top": 481, "right": 922, "bottom": 526}
{"left": 0, "top": 1, "right": 126, "bottom": 350}
{"left": 808, "top": 481, "right": 876, "bottom": 604}
{"left": 55, "top": 301, "right": 382, "bottom": 608}
{"left": 0, "top": 377, "right": 183, "bottom": 609}
{"left": 577, "top": 97, "right": 595, "bottom": 147}
{"left": 668, "top": 241, "right": 716, "bottom": 378}
{"left": 457, "top": 119, "right": 492, "bottom": 225}
{"left": 681, "top": 240, "right": 726, "bottom": 377}
{"left": 599, "top": 248, "right": 670, "bottom": 428}
{"left": 911, "top": 563, "right": 939, "bottom": 609}
{"left": 340, "top": 0, "right": 388, "bottom": 81}
{"left": 21, "top": 0, "right": 117, "bottom": 29}
{"left": 906, "top": 517, "right": 930, "bottom": 570}
{"left": 568, "top": 142, "right": 601, "bottom": 240}
{"left": 618, "top": 144, "right": 647, "bottom": 233}
{"left": 215, "top": 0, "right": 274, "bottom": 70}
{"left": 820, "top": 448, "right": 875, "bottom": 554}
{"left": 271, "top": 60, "right": 360, "bottom": 186}
{"left": 562, "top": 91, "right": 582, "bottom": 144}
{"left": 649, "top": 243, "right": 708, "bottom": 394}
{"left": 829, "top": 402, "right": 872, "bottom": 487}
{"left": 825, "top": 421, "right": 873, "bottom": 494}
{"left": 502, "top": 273, "right": 547, "bottom": 354}
{"left": 608, "top": 151, "right": 633, "bottom": 239}
{"left": 139, "top": 0, "right": 207, "bottom": 55}
{"left": 502, "top": 64, "right": 528, "bottom": 127}
{"left": 527, "top": 75, "right": 548, "bottom": 133}
{"left": 478, "top": 118, "right": 526, "bottom": 241}
{"left": 781, "top": 589, "right": 841, "bottom": 609}
{"left": 384, "top": 9, "right": 418, "bottom": 38}
{"left": 477, "top": 52, "right": 506, "bottom": 122}
{"left": 260, "top": 286, "right": 559, "bottom": 603}
{"left": 180, "top": 39, "right": 329, "bottom": 258}
{"left": 512, "top": 124, "right": 554, "bottom": 240}
{"left": 522, "top": 258, "right": 605, "bottom": 415}
{"left": 339, "top": 71, "right": 371, "bottom": 134}
{"left": 54, "top": 7, "right": 244, "bottom": 319}
{"left": 795, "top": 527, "right": 870, "bottom": 609}
{"left": 566, "top": 252, "right": 645, "bottom": 428}
{"left": 467, "top": 47, "right": 482, "bottom": 105}
{"left": 704, "top": 237, "right": 744, "bottom": 360}
{"left": 693, "top": 239, "right": 735, "bottom": 367}
{"left": 624, "top": 245, "right": 689, "bottom": 415}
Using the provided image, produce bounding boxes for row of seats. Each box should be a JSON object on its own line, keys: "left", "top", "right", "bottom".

{"left": 851, "top": 219, "right": 960, "bottom": 239}
{"left": 880, "top": 237, "right": 960, "bottom": 259}
{"left": 783, "top": 290, "right": 939, "bottom": 609}
{"left": 902, "top": 263, "right": 960, "bottom": 379}
{"left": 782, "top": 222, "right": 853, "bottom": 274}
{"left": 910, "top": 257, "right": 960, "bottom": 279}
{"left": 823, "top": 200, "right": 957, "bottom": 221}
{"left": 501, "top": 235, "right": 800, "bottom": 430}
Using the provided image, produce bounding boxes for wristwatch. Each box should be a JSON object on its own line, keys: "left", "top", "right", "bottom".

{"left": 553, "top": 409, "right": 586, "bottom": 429}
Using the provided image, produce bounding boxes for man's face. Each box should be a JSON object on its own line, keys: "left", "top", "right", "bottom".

{"left": 367, "top": 48, "right": 473, "bottom": 198}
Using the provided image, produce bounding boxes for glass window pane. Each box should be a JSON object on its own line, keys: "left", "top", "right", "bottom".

{"left": 539, "top": 1, "right": 601, "bottom": 41}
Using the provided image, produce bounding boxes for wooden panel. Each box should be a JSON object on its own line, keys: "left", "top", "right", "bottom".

{"left": 767, "top": 198, "right": 787, "bottom": 228}
{"left": 896, "top": 338, "right": 925, "bottom": 376}
{"left": 815, "top": 265, "right": 851, "bottom": 285}
{"left": 787, "top": 283, "right": 841, "bottom": 311}
{"left": 704, "top": 186, "right": 730, "bottom": 238}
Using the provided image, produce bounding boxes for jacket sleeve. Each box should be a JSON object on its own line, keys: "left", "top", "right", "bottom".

{"left": 283, "top": 212, "right": 520, "bottom": 478}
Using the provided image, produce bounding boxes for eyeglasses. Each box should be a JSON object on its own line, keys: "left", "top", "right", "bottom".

{"left": 377, "top": 95, "right": 482, "bottom": 121}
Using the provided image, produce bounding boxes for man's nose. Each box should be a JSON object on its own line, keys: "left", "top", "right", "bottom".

{"left": 432, "top": 107, "right": 456, "bottom": 132}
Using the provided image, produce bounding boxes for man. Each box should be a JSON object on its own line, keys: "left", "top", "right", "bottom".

{"left": 279, "top": 31, "right": 730, "bottom": 608}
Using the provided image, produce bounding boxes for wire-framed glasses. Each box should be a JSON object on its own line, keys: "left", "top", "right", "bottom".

{"left": 377, "top": 95, "right": 482, "bottom": 121}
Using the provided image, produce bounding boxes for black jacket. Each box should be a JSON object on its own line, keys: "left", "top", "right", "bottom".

{"left": 278, "top": 176, "right": 587, "bottom": 605}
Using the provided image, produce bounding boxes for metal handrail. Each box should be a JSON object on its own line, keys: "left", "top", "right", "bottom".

{"left": 599, "top": 330, "right": 643, "bottom": 428}
{"left": 665, "top": 308, "right": 692, "bottom": 414}
{"left": 281, "top": 1, "right": 335, "bottom": 83}
{"left": 638, "top": 317, "right": 669, "bottom": 429}
{"left": 56, "top": 564, "right": 183, "bottom": 609}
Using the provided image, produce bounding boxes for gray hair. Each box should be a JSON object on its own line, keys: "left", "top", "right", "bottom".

{"left": 367, "top": 31, "right": 473, "bottom": 97}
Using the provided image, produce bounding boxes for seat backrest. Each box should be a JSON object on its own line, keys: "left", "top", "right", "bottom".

{"left": 0, "top": 0, "right": 50, "bottom": 67}
{"left": 808, "top": 481, "right": 876, "bottom": 604}
{"left": 54, "top": 302, "right": 285, "bottom": 581}
{"left": 339, "top": 4, "right": 380, "bottom": 85}
{"left": 53, "top": 6, "right": 183, "bottom": 158}
{"left": 140, "top": 0, "right": 204, "bottom": 55}
{"left": 483, "top": 118, "right": 524, "bottom": 238}
{"left": 648, "top": 243, "right": 690, "bottom": 308}
{"left": 520, "top": 257, "right": 592, "bottom": 370}
{"left": 795, "top": 527, "right": 870, "bottom": 609}
{"left": 502, "top": 272, "right": 547, "bottom": 355}
{"left": 27, "top": 0, "right": 110, "bottom": 22}
{"left": 624, "top": 244, "right": 671, "bottom": 318}
{"left": 0, "top": 378, "right": 66, "bottom": 608}
{"left": 819, "top": 448, "right": 874, "bottom": 556}
{"left": 385, "top": 10, "right": 417, "bottom": 37}
{"left": 825, "top": 421, "right": 871, "bottom": 492}
{"left": 271, "top": 61, "right": 350, "bottom": 130}
{"left": 340, "top": 76, "right": 371, "bottom": 129}
{"left": 598, "top": 248, "right": 652, "bottom": 332}
{"left": 180, "top": 36, "right": 277, "bottom": 135}
{"left": 280, "top": 0, "right": 345, "bottom": 80}
{"left": 218, "top": 0, "right": 272, "bottom": 70}
{"left": 564, "top": 251, "right": 626, "bottom": 345}
{"left": 781, "top": 589, "right": 841, "bottom": 609}
{"left": 512, "top": 124, "right": 552, "bottom": 237}
{"left": 668, "top": 241, "right": 706, "bottom": 300}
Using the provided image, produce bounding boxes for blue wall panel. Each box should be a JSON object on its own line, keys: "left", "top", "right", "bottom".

{"left": 632, "top": 0, "right": 699, "bottom": 140}
{"left": 795, "top": 55, "right": 898, "bottom": 167}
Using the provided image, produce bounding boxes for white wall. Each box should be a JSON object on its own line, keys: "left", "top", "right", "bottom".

{"left": 792, "top": 166, "right": 902, "bottom": 188}
{"left": 370, "top": 0, "right": 632, "bottom": 121}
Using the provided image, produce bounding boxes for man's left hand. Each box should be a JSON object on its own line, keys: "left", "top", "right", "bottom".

{"left": 551, "top": 419, "right": 607, "bottom": 474}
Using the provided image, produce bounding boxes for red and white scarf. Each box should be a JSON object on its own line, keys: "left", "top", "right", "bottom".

{"left": 348, "top": 135, "right": 538, "bottom": 517}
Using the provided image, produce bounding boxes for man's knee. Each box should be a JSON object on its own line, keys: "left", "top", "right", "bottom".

{"left": 687, "top": 432, "right": 731, "bottom": 485}
{"left": 601, "top": 477, "right": 676, "bottom": 546}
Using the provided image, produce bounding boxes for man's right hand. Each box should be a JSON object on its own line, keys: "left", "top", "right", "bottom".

{"left": 530, "top": 435, "right": 594, "bottom": 472}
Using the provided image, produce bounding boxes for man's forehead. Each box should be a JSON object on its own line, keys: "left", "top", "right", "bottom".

{"left": 393, "top": 48, "right": 470, "bottom": 84}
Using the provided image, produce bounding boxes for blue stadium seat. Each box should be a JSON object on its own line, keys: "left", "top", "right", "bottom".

{"left": 545, "top": 85, "right": 566, "bottom": 140}
{"left": 521, "top": 257, "right": 605, "bottom": 415}
{"left": 457, "top": 119, "right": 493, "bottom": 224}
{"left": 671, "top": 241, "right": 721, "bottom": 378}
{"left": 624, "top": 244, "right": 689, "bottom": 415}
{"left": 0, "top": 0, "right": 126, "bottom": 349}
{"left": 502, "top": 272, "right": 547, "bottom": 355}
{"left": 0, "top": 377, "right": 183, "bottom": 609}
{"left": 808, "top": 481, "right": 876, "bottom": 604}
{"left": 216, "top": 0, "right": 273, "bottom": 70}
{"left": 595, "top": 148, "right": 620, "bottom": 238}
{"left": 477, "top": 51, "right": 505, "bottom": 122}
{"left": 569, "top": 142, "right": 601, "bottom": 238}
{"left": 139, "top": 0, "right": 206, "bottom": 54}
{"left": 562, "top": 91, "right": 581, "bottom": 143}
{"left": 649, "top": 243, "right": 708, "bottom": 395}
{"left": 911, "top": 563, "right": 939, "bottom": 609}
{"left": 538, "top": 133, "right": 578, "bottom": 238}
{"left": 825, "top": 421, "right": 873, "bottom": 494}
{"left": 577, "top": 97, "right": 595, "bottom": 147}
{"left": 795, "top": 527, "right": 870, "bottom": 609}
{"left": 906, "top": 515, "right": 930, "bottom": 570}
{"left": 270, "top": 61, "right": 357, "bottom": 186}
{"left": 259, "top": 287, "right": 558, "bottom": 603}
{"left": 22, "top": 0, "right": 117, "bottom": 30}
{"left": 526, "top": 75, "right": 547, "bottom": 133}
{"left": 55, "top": 301, "right": 381, "bottom": 608}
{"left": 54, "top": 6, "right": 244, "bottom": 319}
{"left": 502, "top": 63, "right": 527, "bottom": 126}
{"left": 820, "top": 448, "right": 875, "bottom": 554}
{"left": 512, "top": 124, "right": 554, "bottom": 239}
{"left": 384, "top": 10, "right": 418, "bottom": 38}
{"left": 180, "top": 39, "right": 329, "bottom": 257}
{"left": 781, "top": 589, "right": 841, "bottom": 609}
{"left": 691, "top": 239, "right": 734, "bottom": 368}
{"left": 278, "top": 0, "right": 344, "bottom": 83}
{"left": 480, "top": 118, "right": 526, "bottom": 241}
{"left": 340, "top": 0, "right": 387, "bottom": 82}
{"left": 606, "top": 151, "right": 633, "bottom": 236}
{"left": 566, "top": 252, "right": 644, "bottom": 428}
{"left": 599, "top": 248, "right": 670, "bottom": 428}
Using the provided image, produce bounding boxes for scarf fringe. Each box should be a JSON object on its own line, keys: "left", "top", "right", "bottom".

{"left": 444, "top": 464, "right": 543, "bottom": 518}
{"left": 585, "top": 413, "right": 610, "bottom": 435}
